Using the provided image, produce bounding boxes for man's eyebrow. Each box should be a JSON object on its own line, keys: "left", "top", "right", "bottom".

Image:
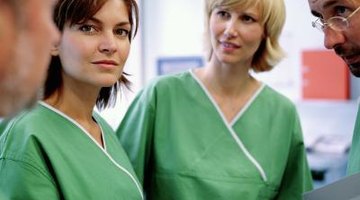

{"left": 323, "top": 0, "right": 337, "bottom": 9}
{"left": 311, "top": 10, "right": 321, "bottom": 17}
{"left": 310, "top": 0, "right": 338, "bottom": 17}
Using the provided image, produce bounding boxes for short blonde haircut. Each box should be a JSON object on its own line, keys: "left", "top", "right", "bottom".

{"left": 204, "top": 0, "right": 286, "bottom": 72}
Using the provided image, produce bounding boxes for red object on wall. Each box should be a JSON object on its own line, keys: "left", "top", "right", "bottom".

{"left": 302, "top": 50, "right": 349, "bottom": 100}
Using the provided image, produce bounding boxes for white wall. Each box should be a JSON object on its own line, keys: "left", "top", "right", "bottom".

{"left": 142, "top": 0, "right": 205, "bottom": 82}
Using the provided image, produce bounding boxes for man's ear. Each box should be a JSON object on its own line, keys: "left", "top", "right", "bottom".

{"left": 0, "top": 3, "right": 9, "bottom": 36}
{"left": 51, "top": 45, "right": 59, "bottom": 56}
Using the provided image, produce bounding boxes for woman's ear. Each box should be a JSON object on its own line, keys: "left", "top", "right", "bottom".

{"left": 262, "top": 30, "right": 267, "bottom": 39}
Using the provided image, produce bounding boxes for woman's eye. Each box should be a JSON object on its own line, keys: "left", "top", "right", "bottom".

{"left": 217, "top": 10, "right": 230, "bottom": 19}
{"left": 115, "top": 28, "right": 130, "bottom": 37}
{"left": 79, "top": 24, "right": 96, "bottom": 33}
{"left": 242, "top": 15, "right": 255, "bottom": 23}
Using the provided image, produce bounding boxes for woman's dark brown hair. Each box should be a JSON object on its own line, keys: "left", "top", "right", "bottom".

{"left": 44, "top": 0, "right": 139, "bottom": 110}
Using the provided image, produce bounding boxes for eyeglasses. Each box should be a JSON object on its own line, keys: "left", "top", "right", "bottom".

{"left": 312, "top": 6, "right": 360, "bottom": 32}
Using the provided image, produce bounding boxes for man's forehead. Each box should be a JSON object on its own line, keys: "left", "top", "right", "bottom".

{"left": 308, "top": 0, "right": 324, "bottom": 7}
{"left": 309, "top": 0, "right": 340, "bottom": 9}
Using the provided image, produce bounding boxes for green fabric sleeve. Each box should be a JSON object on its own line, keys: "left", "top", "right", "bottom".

{"left": 275, "top": 110, "right": 313, "bottom": 199}
{"left": 0, "top": 158, "right": 59, "bottom": 199}
{"left": 347, "top": 105, "right": 360, "bottom": 175}
{"left": 116, "top": 87, "right": 156, "bottom": 187}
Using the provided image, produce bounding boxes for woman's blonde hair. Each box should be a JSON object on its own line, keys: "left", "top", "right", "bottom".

{"left": 204, "top": 0, "right": 286, "bottom": 72}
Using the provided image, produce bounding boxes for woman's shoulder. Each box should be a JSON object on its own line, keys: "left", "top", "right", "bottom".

{"left": 3, "top": 104, "right": 48, "bottom": 133}
{"left": 135, "top": 70, "right": 195, "bottom": 99}
{"left": 0, "top": 103, "right": 66, "bottom": 145}
{"left": 0, "top": 105, "right": 55, "bottom": 168}
{"left": 145, "top": 70, "right": 193, "bottom": 89}
{"left": 260, "top": 84, "right": 297, "bottom": 110}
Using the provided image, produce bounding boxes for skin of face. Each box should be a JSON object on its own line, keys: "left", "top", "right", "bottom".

{"left": 52, "top": 0, "right": 131, "bottom": 92}
{"left": 0, "top": 0, "right": 60, "bottom": 117}
{"left": 308, "top": 0, "right": 360, "bottom": 77}
{"left": 209, "top": 5, "right": 264, "bottom": 67}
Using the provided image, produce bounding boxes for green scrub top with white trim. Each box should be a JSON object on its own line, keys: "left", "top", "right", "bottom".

{"left": 117, "top": 70, "right": 313, "bottom": 200}
{"left": 0, "top": 102, "right": 144, "bottom": 200}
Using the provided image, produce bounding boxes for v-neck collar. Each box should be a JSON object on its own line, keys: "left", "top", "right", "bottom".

{"left": 38, "top": 101, "right": 145, "bottom": 199}
{"left": 39, "top": 101, "right": 107, "bottom": 151}
{"left": 189, "top": 69, "right": 268, "bottom": 182}
{"left": 189, "top": 69, "right": 265, "bottom": 126}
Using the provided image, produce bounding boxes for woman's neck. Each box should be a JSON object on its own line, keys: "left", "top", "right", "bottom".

{"left": 44, "top": 89, "right": 104, "bottom": 147}
{"left": 198, "top": 62, "right": 259, "bottom": 97}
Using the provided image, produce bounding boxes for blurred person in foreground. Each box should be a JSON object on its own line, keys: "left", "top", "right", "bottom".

{"left": 0, "top": 0, "right": 59, "bottom": 117}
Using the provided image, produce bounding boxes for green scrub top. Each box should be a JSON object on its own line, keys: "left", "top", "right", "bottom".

{"left": 0, "top": 102, "right": 143, "bottom": 200}
{"left": 117, "top": 70, "right": 313, "bottom": 200}
{"left": 347, "top": 104, "right": 360, "bottom": 175}
{"left": 0, "top": 190, "right": 5, "bottom": 200}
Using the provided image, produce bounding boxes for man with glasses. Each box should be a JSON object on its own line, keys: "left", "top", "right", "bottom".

{"left": 307, "top": 0, "right": 360, "bottom": 175}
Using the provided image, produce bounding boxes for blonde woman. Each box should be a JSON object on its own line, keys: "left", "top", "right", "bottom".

{"left": 117, "top": 0, "right": 313, "bottom": 199}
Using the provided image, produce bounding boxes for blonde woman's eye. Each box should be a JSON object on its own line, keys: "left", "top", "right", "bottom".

{"left": 242, "top": 15, "right": 255, "bottom": 23}
{"left": 217, "top": 10, "right": 230, "bottom": 19}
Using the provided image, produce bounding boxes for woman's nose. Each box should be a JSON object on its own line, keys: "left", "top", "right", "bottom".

{"left": 99, "top": 33, "right": 117, "bottom": 54}
{"left": 224, "top": 20, "right": 238, "bottom": 38}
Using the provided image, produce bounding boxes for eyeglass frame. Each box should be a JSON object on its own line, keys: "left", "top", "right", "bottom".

{"left": 312, "top": 6, "right": 360, "bottom": 32}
